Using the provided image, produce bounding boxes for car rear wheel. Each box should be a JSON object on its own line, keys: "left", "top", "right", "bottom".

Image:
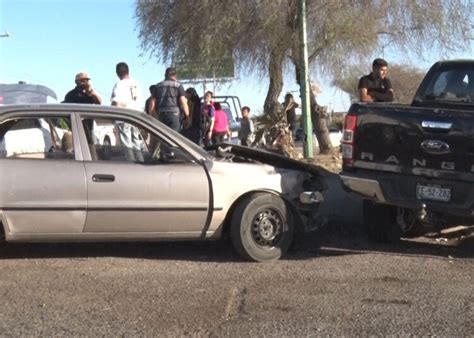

{"left": 230, "top": 193, "right": 294, "bottom": 262}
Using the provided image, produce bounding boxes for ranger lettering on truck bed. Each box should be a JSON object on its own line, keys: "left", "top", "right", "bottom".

{"left": 340, "top": 60, "right": 474, "bottom": 242}
{"left": 358, "top": 152, "right": 474, "bottom": 172}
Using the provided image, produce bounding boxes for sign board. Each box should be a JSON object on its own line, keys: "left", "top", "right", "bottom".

{"left": 173, "top": 54, "right": 235, "bottom": 81}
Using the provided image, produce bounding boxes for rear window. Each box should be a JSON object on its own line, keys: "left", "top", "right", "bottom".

{"left": 0, "top": 116, "right": 73, "bottom": 159}
{"left": 421, "top": 64, "right": 474, "bottom": 104}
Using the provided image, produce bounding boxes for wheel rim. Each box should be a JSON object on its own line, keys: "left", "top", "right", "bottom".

{"left": 396, "top": 207, "right": 416, "bottom": 233}
{"left": 252, "top": 208, "right": 283, "bottom": 247}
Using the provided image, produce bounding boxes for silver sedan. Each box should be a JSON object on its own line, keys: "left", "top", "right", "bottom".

{"left": 0, "top": 104, "right": 327, "bottom": 261}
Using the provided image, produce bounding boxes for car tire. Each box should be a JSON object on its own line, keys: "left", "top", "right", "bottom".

{"left": 363, "top": 200, "right": 402, "bottom": 243}
{"left": 230, "top": 193, "right": 294, "bottom": 262}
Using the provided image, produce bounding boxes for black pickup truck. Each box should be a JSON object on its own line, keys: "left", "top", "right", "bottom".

{"left": 340, "top": 60, "right": 474, "bottom": 241}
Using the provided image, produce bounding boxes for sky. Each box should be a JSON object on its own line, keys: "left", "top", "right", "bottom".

{"left": 1, "top": 0, "right": 473, "bottom": 115}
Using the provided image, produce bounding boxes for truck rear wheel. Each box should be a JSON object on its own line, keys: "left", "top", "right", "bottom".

{"left": 363, "top": 200, "right": 402, "bottom": 243}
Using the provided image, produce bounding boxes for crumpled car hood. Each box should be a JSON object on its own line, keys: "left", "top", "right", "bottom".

{"left": 207, "top": 143, "right": 325, "bottom": 177}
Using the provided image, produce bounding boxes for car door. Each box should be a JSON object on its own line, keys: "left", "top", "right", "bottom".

{"left": 0, "top": 112, "right": 87, "bottom": 235}
{"left": 79, "top": 115, "right": 210, "bottom": 235}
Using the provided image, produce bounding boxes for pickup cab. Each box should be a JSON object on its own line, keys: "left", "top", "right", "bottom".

{"left": 340, "top": 60, "right": 474, "bottom": 241}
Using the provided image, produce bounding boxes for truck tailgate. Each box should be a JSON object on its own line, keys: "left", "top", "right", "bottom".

{"left": 351, "top": 104, "right": 474, "bottom": 182}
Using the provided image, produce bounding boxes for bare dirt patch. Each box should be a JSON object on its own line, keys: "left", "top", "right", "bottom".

{"left": 295, "top": 149, "right": 342, "bottom": 174}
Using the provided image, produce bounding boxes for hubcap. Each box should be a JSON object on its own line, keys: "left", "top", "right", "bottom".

{"left": 252, "top": 209, "right": 283, "bottom": 247}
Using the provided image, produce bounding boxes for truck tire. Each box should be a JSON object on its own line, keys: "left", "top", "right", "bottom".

{"left": 363, "top": 200, "right": 402, "bottom": 243}
{"left": 230, "top": 193, "right": 294, "bottom": 262}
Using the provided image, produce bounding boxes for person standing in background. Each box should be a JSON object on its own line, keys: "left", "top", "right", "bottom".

{"left": 149, "top": 67, "right": 189, "bottom": 132}
{"left": 201, "top": 91, "right": 215, "bottom": 147}
{"left": 64, "top": 72, "right": 102, "bottom": 104}
{"left": 145, "top": 84, "right": 157, "bottom": 117}
{"left": 358, "top": 58, "right": 394, "bottom": 103}
{"left": 111, "top": 62, "right": 143, "bottom": 110}
{"left": 282, "top": 93, "right": 298, "bottom": 140}
{"left": 212, "top": 102, "right": 230, "bottom": 145}
{"left": 182, "top": 87, "right": 201, "bottom": 144}
{"left": 238, "top": 106, "right": 254, "bottom": 146}
{"left": 64, "top": 72, "right": 102, "bottom": 143}
{"left": 110, "top": 62, "right": 144, "bottom": 162}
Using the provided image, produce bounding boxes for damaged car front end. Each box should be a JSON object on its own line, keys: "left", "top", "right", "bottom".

{"left": 206, "top": 144, "right": 328, "bottom": 235}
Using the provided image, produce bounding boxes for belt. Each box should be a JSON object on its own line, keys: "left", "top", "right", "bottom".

{"left": 158, "top": 110, "right": 179, "bottom": 114}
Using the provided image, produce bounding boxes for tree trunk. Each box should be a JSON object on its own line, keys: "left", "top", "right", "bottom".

{"left": 263, "top": 49, "right": 284, "bottom": 118}
{"left": 309, "top": 92, "right": 332, "bottom": 154}
{"left": 293, "top": 58, "right": 332, "bottom": 154}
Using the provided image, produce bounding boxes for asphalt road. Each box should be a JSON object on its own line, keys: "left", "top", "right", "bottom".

{"left": 0, "top": 172, "right": 472, "bottom": 336}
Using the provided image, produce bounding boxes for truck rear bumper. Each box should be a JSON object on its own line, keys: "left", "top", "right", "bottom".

{"left": 340, "top": 175, "right": 386, "bottom": 202}
{"left": 340, "top": 171, "right": 474, "bottom": 218}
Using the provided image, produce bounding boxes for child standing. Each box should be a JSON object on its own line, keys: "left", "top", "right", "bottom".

{"left": 238, "top": 106, "right": 254, "bottom": 146}
{"left": 211, "top": 102, "right": 230, "bottom": 145}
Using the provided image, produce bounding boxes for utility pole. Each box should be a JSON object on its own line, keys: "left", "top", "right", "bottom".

{"left": 298, "top": 0, "right": 313, "bottom": 159}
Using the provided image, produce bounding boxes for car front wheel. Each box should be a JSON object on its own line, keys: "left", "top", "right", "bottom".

{"left": 230, "top": 193, "right": 294, "bottom": 262}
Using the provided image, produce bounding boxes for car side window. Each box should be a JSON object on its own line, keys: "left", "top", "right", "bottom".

{"left": 82, "top": 117, "right": 191, "bottom": 164}
{"left": 0, "top": 116, "right": 74, "bottom": 159}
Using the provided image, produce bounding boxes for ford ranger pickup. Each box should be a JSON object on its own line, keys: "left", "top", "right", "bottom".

{"left": 340, "top": 60, "right": 474, "bottom": 241}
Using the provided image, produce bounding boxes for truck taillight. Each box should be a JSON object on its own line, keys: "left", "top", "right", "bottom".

{"left": 342, "top": 114, "right": 357, "bottom": 166}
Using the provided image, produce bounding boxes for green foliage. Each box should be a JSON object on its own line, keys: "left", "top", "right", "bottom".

{"left": 135, "top": 0, "right": 472, "bottom": 95}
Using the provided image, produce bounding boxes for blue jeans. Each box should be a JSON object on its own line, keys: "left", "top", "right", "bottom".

{"left": 158, "top": 111, "right": 180, "bottom": 132}
{"left": 115, "top": 121, "right": 144, "bottom": 162}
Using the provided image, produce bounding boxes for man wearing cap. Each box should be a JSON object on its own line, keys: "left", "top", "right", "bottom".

{"left": 149, "top": 67, "right": 189, "bottom": 132}
{"left": 64, "top": 72, "right": 102, "bottom": 104}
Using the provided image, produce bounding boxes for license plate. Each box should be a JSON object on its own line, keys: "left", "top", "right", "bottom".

{"left": 416, "top": 184, "right": 451, "bottom": 202}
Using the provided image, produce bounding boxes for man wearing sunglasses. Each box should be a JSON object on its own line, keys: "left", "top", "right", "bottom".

{"left": 63, "top": 72, "right": 102, "bottom": 104}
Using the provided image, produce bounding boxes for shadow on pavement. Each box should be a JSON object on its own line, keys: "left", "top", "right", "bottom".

{"left": 0, "top": 240, "right": 241, "bottom": 262}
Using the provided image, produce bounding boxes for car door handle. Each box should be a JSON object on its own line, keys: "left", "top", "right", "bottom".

{"left": 92, "top": 174, "right": 115, "bottom": 182}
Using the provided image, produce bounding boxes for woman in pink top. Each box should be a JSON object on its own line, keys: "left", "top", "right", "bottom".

{"left": 211, "top": 102, "right": 230, "bottom": 145}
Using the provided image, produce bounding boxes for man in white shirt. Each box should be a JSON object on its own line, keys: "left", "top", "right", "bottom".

{"left": 110, "top": 62, "right": 144, "bottom": 162}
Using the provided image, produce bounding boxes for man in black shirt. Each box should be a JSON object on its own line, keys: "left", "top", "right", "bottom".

{"left": 149, "top": 67, "right": 189, "bottom": 132}
{"left": 64, "top": 72, "right": 102, "bottom": 104}
{"left": 358, "top": 58, "right": 394, "bottom": 103}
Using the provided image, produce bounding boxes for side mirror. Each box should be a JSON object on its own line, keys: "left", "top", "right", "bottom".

{"left": 161, "top": 146, "right": 190, "bottom": 163}
{"left": 165, "top": 150, "right": 176, "bottom": 160}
